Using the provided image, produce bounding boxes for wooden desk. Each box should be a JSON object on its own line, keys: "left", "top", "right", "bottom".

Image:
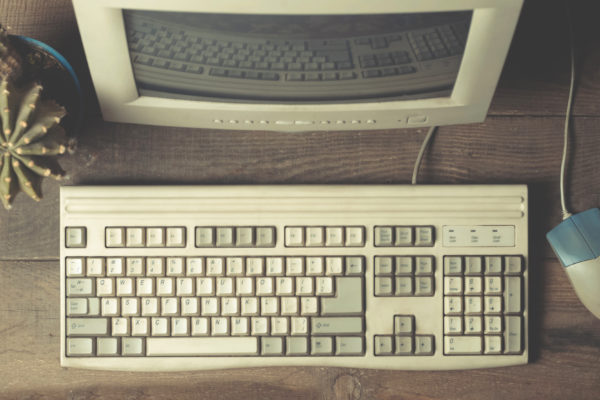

{"left": 1, "top": 0, "right": 599, "bottom": 398}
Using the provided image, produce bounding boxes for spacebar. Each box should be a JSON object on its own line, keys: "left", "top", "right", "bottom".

{"left": 147, "top": 337, "right": 258, "bottom": 356}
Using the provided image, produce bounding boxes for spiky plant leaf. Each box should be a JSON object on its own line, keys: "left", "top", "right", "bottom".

{"left": 0, "top": 25, "right": 22, "bottom": 83}
{"left": 0, "top": 80, "right": 67, "bottom": 209}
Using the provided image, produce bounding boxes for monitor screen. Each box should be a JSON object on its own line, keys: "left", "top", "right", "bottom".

{"left": 123, "top": 10, "right": 472, "bottom": 103}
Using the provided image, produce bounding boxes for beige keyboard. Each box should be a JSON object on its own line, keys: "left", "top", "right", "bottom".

{"left": 60, "top": 185, "right": 528, "bottom": 371}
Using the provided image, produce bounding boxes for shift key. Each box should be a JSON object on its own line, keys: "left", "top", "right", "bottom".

{"left": 67, "top": 318, "right": 109, "bottom": 336}
{"left": 311, "top": 317, "right": 363, "bottom": 335}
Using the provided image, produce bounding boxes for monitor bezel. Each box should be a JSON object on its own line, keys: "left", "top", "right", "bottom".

{"left": 72, "top": 0, "right": 523, "bottom": 131}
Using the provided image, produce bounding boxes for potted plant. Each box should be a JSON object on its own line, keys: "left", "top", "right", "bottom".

{"left": 0, "top": 24, "right": 81, "bottom": 209}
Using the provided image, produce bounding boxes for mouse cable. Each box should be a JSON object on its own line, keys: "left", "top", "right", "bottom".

{"left": 560, "top": 3, "right": 576, "bottom": 220}
{"left": 411, "top": 125, "right": 438, "bottom": 184}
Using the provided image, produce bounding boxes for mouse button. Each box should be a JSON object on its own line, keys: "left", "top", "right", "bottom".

{"left": 571, "top": 208, "right": 600, "bottom": 257}
{"left": 547, "top": 218, "right": 596, "bottom": 267}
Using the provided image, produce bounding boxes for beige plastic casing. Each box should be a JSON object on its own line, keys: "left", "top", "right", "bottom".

{"left": 60, "top": 185, "right": 528, "bottom": 371}
{"left": 70, "top": 0, "right": 524, "bottom": 131}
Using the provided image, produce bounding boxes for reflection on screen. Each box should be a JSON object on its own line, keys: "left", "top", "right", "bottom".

{"left": 124, "top": 10, "right": 471, "bottom": 103}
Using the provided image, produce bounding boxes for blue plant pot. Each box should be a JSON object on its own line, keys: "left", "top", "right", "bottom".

{"left": 9, "top": 35, "right": 83, "bottom": 137}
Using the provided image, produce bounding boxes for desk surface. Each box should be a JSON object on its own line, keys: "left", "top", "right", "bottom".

{"left": 1, "top": 0, "right": 599, "bottom": 399}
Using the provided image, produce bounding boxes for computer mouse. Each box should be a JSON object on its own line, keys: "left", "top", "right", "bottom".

{"left": 547, "top": 208, "right": 600, "bottom": 319}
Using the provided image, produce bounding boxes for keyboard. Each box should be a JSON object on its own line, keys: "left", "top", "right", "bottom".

{"left": 123, "top": 11, "right": 469, "bottom": 100}
{"left": 60, "top": 185, "right": 528, "bottom": 371}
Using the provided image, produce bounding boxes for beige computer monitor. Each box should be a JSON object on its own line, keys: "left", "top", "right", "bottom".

{"left": 72, "top": 0, "right": 523, "bottom": 131}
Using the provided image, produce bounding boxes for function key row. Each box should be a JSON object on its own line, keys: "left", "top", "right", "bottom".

{"left": 285, "top": 226, "right": 365, "bottom": 247}
{"left": 106, "top": 227, "right": 185, "bottom": 248}
{"left": 374, "top": 226, "right": 434, "bottom": 247}
{"left": 195, "top": 226, "right": 275, "bottom": 248}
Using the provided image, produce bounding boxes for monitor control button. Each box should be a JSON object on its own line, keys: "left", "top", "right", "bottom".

{"left": 407, "top": 115, "right": 428, "bottom": 124}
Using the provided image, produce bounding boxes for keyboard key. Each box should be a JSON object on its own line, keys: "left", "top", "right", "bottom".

{"left": 195, "top": 227, "right": 215, "bottom": 247}
{"left": 485, "top": 277, "right": 503, "bottom": 295}
{"left": 321, "top": 277, "right": 363, "bottom": 315}
{"left": 374, "top": 335, "right": 394, "bottom": 355}
{"left": 394, "top": 315, "right": 414, "bottom": 334}
{"left": 375, "top": 277, "right": 393, "bottom": 296}
{"left": 97, "top": 337, "right": 119, "bottom": 356}
{"left": 216, "top": 227, "right": 235, "bottom": 247}
{"left": 444, "top": 256, "right": 462, "bottom": 275}
{"left": 505, "top": 256, "right": 523, "bottom": 274}
{"left": 504, "top": 316, "right": 522, "bottom": 354}
{"left": 256, "top": 227, "right": 275, "bottom": 247}
{"left": 67, "top": 278, "right": 94, "bottom": 297}
{"left": 166, "top": 227, "right": 186, "bottom": 247}
{"left": 285, "top": 227, "right": 304, "bottom": 247}
{"left": 67, "top": 318, "right": 109, "bottom": 336}
{"left": 415, "top": 277, "right": 434, "bottom": 296}
{"left": 395, "top": 227, "right": 413, "bottom": 246}
{"left": 311, "top": 317, "right": 363, "bottom": 335}
{"left": 415, "top": 226, "right": 434, "bottom": 246}
{"left": 287, "top": 337, "right": 309, "bottom": 355}
{"left": 325, "top": 257, "right": 343, "bottom": 276}
{"left": 126, "top": 258, "right": 144, "bottom": 276}
{"left": 106, "top": 227, "right": 125, "bottom": 247}
{"left": 87, "top": 258, "right": 105, "bottom": 276}
{"left": 415, "top": 257, "right": 434, "bottom": 275}
{"left": 414, "top": 335, "right": 435, "bottom": 356}
{"left": 485, "top": 256, "right": 503, "bottom": 274}
{"left": 374, "top": 227, "right": 394, "bottom": 246}
{"left": 236, "top": 227, "right": 254, "bottom": 247}
{"left": 306, "top": 227, "right": 324, "bottom": 246}
{"left": 67, "top": 338, "right": 94, "bottom": 356}
{"left": 395, "top": 277, "right": 413, "bottom": 296}
{"left": 464, "top": 296, "right": 482, "bottom": 314}
{"left": 444, "top": 316, "right": 462, "bottom": 334}
{"left": 65, "top": 227, "right": 86, "bottom": 248}
{"left": 66, "top": 258, "right": 85, "bottom": 277}
{"left": 146, "top": 228, "right": 165, "bottom": 247}
{"left": 504, "top": 276, "right": 522, "bottom": 313}
{"left": 444, "top": 336, "right": 482, "bottom": 354}
{"left": 395, "top": 336, "right": 413, "bottom": 355}
{"left": 325, "top": 227, "right": 344, "bottom": 246}
{"left": 316, "top": 277, "right": 334, "bottom": 296}
{"left": 395, "top": 257, "right": 413, "bottom": 275}
{"left": 444, "top": 296, "right": 462, "bottom": 315}
{"left": 345, "top": 226, "right": 365, "bottom": 247}
{"left": 311, "top": 337, "right": 334, "bottom": 355}
{"left": 286, "top": 258, "right": 304, "bottom": 276}
{"left": 465, "top": 256, "right": 482, "bottom": 274}
{"left": 484, "top": 335, "right": 503, "bottom": 354}
{"left": 336, "top": 337, "right": 364, "bottom": 355}
{"left": 261, "top": 337, "right": 284, "bottom": 355}
{"left": 375, "top": 257, "right": 393, "bottom": 275}
{"left": 122, "top": 337, "right": 145, "bottom": 356}
{"left": 66, "top": 298, "right": 88, "bottom": 316}
{"left": 126, "top": 227, "right": 145, "bottom": 247}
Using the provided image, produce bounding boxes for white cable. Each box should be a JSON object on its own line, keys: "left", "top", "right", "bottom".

{"left": 411, "top": 126, "right": 438, "bottom": 185}
{"left": 560, "top": 4, "right": 576, "bottom": 220}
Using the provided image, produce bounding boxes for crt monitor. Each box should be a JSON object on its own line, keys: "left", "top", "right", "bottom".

{"left": 72, "top": 0, "right": 523, "bottom": 131}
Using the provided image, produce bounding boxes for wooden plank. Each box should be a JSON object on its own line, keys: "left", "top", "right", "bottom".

{"left": 1, "top": 260, "right": 598, "bottom": 399}
{"left": 1, "top": 115, "right": 597, "bottom": 259}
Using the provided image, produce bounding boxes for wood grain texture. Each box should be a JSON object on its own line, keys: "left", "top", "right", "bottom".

{"left": 1, "top": 260, "right": 599, "bottom": 400}
{"left": 1, "top": 0, "right": 600, "bottom": 398}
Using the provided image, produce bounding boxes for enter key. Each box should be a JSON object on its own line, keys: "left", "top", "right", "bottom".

{"left": 321, "top": 277, "right": 364, "bottom": 316}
